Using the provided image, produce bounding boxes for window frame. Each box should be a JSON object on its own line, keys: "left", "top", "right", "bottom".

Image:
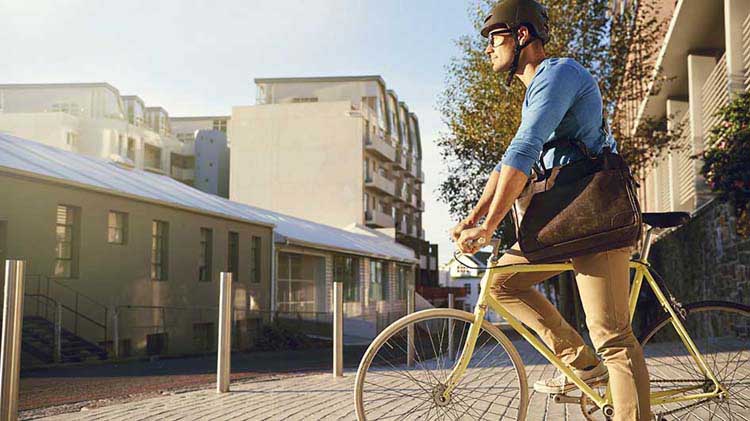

{"left": 199, "top": 228, "right": 213, "bottom": 282}
{"left": 107, "top": 210, "right": 128, "bottom": 245}
{"left": 151, "top": 220, "right": 169, "bottom": 281}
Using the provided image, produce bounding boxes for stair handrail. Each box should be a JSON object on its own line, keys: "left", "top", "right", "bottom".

{"left": 46, "top": 277, "right": 109, "bottom": 344}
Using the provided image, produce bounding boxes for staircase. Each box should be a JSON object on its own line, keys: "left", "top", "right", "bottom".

{"left": 20, "top": 316, "right": 108, "bottom": 366}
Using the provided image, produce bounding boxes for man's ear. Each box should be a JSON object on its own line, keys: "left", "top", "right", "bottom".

{"left": 517, "top": 25, "right": 532, "bottom": 45}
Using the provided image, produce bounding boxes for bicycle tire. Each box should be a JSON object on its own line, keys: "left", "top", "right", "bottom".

{"left": 639, "top": 300, "right": 750, "bottom": 419}
{"left": 353, "top": 308, "right": 529, "bottom": 420}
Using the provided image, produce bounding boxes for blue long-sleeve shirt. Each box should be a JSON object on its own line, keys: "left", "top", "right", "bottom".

{"left": 495, "top": 57, "right": 617, "bottom": 174}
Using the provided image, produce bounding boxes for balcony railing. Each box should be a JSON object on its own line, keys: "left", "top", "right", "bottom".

{"left": 365, "top": 171, "right": 396, "bottom": 196}
{"left": 171, "top": 166, "right": 195, "bottom": 181}
{"left": 365, "top": 209, "right": 394, "bottom": 228}
{"left": 364, "top": 128, "right": 396, "bottom": 162}
{"left": 743, "top": 12, "right": 750, "bottom": 90}
{"left": 701, "top": 53, "right": 728, "bottom": 147}
{"left": 410, "top": 194, "right": 419, "bottom": 209}
{"left": 392, "top": 147, "right": 407, "bottom": 170}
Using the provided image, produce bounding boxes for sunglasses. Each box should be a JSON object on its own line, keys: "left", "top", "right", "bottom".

{"left": 488, "top": 29, "right": 513, "bottom": 47}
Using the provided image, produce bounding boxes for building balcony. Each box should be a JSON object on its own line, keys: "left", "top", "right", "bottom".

{"left": 417, "top": 168, "right": 424, "bottom": 183}
{"left": 365, "top": 172, "right": 396, "bottom": 196}
{"left": 396, "top": 222, "right": 409, "bottom": 235}
{"left": 391, "top": 148, "right": 407, "bottom": 170}
{"left": 393, "top": 187, "right": 408, "bottom": 203}
{"left": 418, "top": 199, "right": 425, "bottom": 211}
{"left": 409, "top": 194, "right": 419, "bottom": 209}
{"left": 364, "top": 127, "right": 396, "bottom": 162}
{"left": 171, "top": 166, "right": 195, "bottom": 181}
{"left": 365, "top": 209, "right": 394, "bottom": 228}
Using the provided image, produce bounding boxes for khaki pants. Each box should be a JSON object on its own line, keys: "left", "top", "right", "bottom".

{"left": 489, "top": 244, "right": 651, "bottom": 421}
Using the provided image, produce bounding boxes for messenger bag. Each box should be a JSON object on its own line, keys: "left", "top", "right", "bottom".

{"left": 512, "top": 138, "right": 642, "bottom": 263}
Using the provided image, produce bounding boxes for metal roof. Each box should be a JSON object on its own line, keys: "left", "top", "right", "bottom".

{"left": 0, "top": 133, "right": 417, "bottom": 263}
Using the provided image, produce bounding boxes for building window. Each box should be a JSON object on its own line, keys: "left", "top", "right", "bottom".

{"left": 151, "top": 220, "right": 169, "bottom": 281}
{"left": 127, "top": 138, "right": 136, "bottom": 161}
{"left": 334, "top": 255, "right": 360, "bottom": 302}
{"left": 212, "top": 119, "right": 227, "bottom": 133}
{"left": 369, "top": 260, "right": 388, "bottom": 302}
{"left": 107, "top": 211, "right": 127, "bottom": 244}
{"left": 250, "top": 235, "right": 261, "bottom": 283}
{"left": 65, "top": 132, "right": 78, "bottom": 147}
{"left": 228, "top": 231, "right": 239, "bottom": 282}
{"left": 464, "top": 283, "right": 472, "bottom": 294}
{"left": 277, "top": 252, "right": 326, "bottom": 312}
{"left": 54, "top": 205, "right": 79, "bottom": 278}
{"left": 291, "top": 97, "right": 319, "bottom": 103}
{"left": 397, "top": 265, "right": 409, "bottom": 300}
{"left": 199, "top": 228, "right": 213, "bottom": 282}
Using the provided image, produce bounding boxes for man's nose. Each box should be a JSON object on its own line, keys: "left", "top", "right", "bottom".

{"left": 485, "top": 44, "right": 493, "bottom": 55}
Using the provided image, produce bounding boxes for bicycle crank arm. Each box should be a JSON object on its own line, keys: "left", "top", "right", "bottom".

{"left": 552, "top": 393, "right": 583, "bottom": 404}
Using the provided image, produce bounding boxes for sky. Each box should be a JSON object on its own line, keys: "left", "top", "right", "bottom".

{"left": 1, "top": 0, "right": 483, "bottom": 265}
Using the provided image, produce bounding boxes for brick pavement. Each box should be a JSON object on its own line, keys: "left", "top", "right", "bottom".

{"left": 33, "top": 342, "right": 594, "bottom": 421}
{"left": 30, "top": 340, "right": 750, "bottom": 420}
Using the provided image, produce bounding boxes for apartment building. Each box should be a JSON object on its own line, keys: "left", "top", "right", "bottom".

{"left": 0, "top": 83, "right": 228, "bottom": 197}
{"left": 628, "top": 0, "right": 750, "bottom": 213}
{"left": 230, "top": 76, "right": 439, "bottom": 285}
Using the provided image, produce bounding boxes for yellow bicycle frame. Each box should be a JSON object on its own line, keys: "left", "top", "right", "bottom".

{"left": 439, "top": 257, "right": 727, "bottom": 410}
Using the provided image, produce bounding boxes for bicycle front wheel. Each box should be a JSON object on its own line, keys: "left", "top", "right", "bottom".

{"left": 354, "top": 308, "right": 528, "bottom": 420}
{"left": 640, "top": 301, "right": 750, "bottom": 419}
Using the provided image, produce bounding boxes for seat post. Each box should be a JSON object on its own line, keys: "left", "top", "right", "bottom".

{"left": 640, "top": 228, "right": 655, "bottom": 262}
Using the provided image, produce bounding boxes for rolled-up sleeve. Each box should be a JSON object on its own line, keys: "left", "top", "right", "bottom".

{"left": 494, "top": 63, "right": 582, "bottom": 174}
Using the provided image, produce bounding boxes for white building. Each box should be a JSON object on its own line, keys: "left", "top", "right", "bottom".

{"left": 0, "top": 83, "right": 228, "bottom": 197}
{"left": 230, "top": 75, "right": 440, "bottom": 285}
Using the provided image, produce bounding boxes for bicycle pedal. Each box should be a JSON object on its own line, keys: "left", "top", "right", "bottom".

{"left": 551, "top": 393, "right": 583, "bottom": 404}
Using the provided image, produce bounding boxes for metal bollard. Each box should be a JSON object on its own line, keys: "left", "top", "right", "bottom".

{"left": 448, "top": 293, "right": 455, "bottom": 361}
{"left": 217, "top": 272, "right": 232, "bottom": 393}
{"left": 1, "top": 260, "right": 26, "bottom": 421}
{"left": 333, "top": 282, "right": 343, "bottom": 378}
{"left": 407, "top": 287, "right": 415, "bottom": 368}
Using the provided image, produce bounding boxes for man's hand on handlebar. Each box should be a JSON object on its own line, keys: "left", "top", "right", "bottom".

{"left": 450, "top": 220, "right": 471, "bottom": 242}
{"left": 456, "top": 226, "right": 492, "bottom": 255}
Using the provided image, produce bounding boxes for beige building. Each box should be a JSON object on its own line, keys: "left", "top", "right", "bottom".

{"left": 0, "top": 133, "right": 417, "bottom": 362}
{"left": 632, "top": 0, "right": 750, "bottom": 213}
{"left": 230, "top": 76, "right": 438, "bottom": 284}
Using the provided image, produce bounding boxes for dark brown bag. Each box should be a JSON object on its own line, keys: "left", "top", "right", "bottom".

{"left": 512, "top": 139, "right": 642, "bottom": 263}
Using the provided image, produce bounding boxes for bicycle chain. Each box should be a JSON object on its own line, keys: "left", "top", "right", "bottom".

{"left": 657, "top": 397, "right": 713, "bottom": 417}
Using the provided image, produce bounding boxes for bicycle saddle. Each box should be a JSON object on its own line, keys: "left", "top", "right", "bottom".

{"left": 642, "top": 212, "right": 690, "bottom": 228}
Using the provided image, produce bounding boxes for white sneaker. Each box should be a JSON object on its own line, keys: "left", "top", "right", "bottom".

{"left": 533, "top": 362, "right": 609, "bottom": 394}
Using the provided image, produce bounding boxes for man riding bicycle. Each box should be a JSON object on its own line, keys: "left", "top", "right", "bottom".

{"left": 452, "top": 0, "right": 651, "bottom": 419}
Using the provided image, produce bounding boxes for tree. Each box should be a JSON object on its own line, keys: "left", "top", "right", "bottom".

{"left": 438, "top": 0, "right": 677, "bottom": 244}
{"left": 700, "top": 92, "right": 750, "bottom": 237}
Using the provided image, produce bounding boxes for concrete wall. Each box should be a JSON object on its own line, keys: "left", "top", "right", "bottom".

{"left": 230, "top": 101, "right": 364, "bottom": 228}
{"left": 0, "top": 170, "right": 273, "bottom": 356}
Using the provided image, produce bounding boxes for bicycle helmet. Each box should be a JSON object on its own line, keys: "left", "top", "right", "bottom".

{"left": 481, "top": 0, "right": 550, "bottom": 87}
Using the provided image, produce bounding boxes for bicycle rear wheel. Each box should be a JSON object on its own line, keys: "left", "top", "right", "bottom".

{"left": 354, "top": 308, "right": 528, "bottom": 420}
{"left": 639, "top": 301, "right": 750, "bottom": 419}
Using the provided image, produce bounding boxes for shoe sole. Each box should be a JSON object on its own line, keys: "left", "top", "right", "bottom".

{"left": 533, "top": 373, "right": 610, "bottom": 395}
